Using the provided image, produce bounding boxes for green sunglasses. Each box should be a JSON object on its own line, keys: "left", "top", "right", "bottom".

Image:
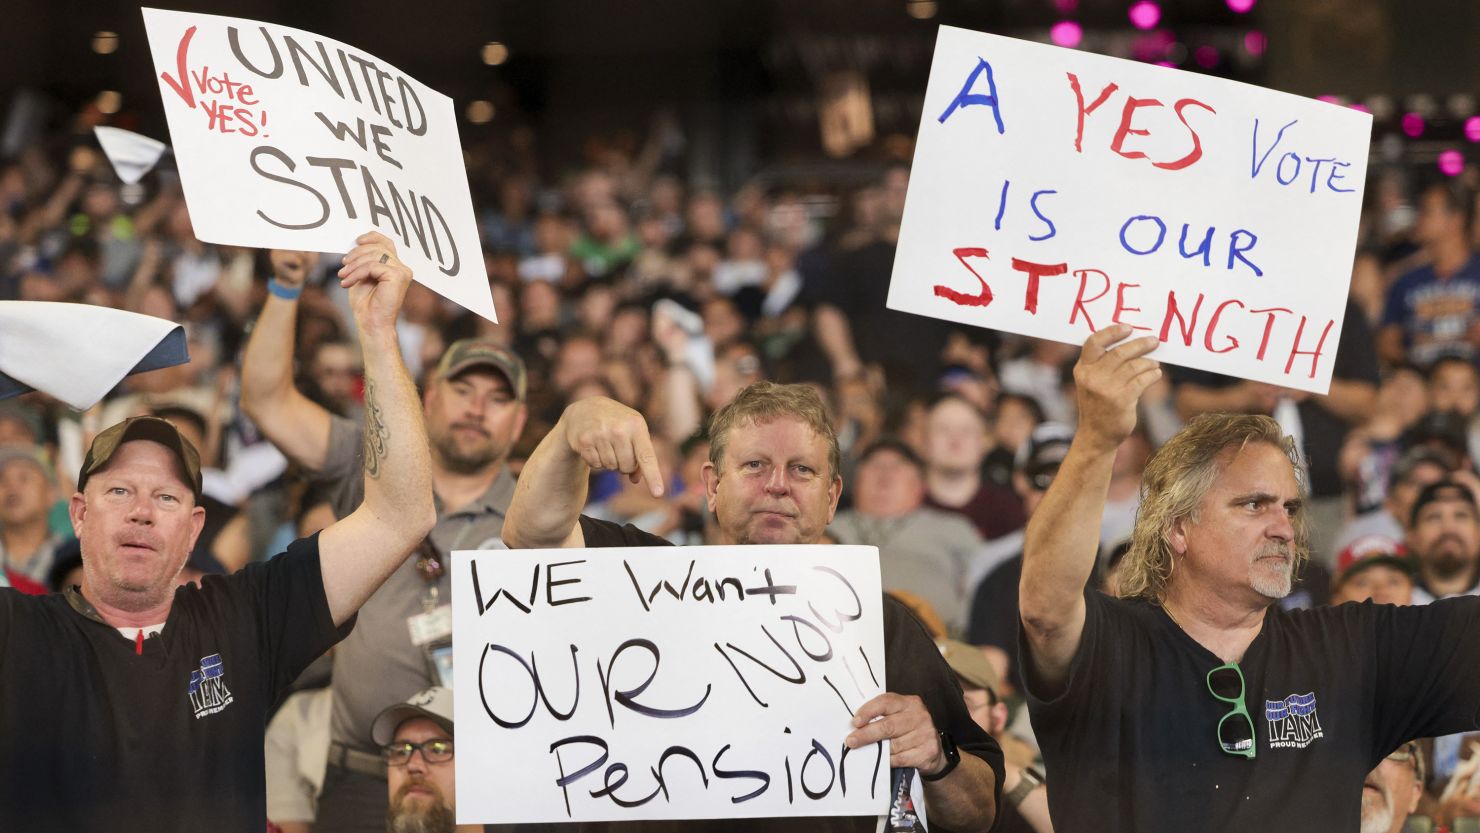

{"left": 1207, "top": 661, "right": 1256, "bottom": 759}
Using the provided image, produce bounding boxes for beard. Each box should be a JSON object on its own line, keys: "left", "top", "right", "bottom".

{"left": 431, "top": 424, "right": 504, "bottom": 475}
{"left": 1249, "top": 542, "right": 1294, "bottom": 600}
{"left": 387, "top": 779, "right": 456, "bottom": 833}
{"left": 1423, "top": 538, "right": 1473, "bottom": 581}
{"left": 1360, "top": 784, "right": 1394, "bottom": 833}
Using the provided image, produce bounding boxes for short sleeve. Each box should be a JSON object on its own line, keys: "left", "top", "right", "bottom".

{"left": 236, "top": 533, "right": 355, "bottom": 698}
{"left": 312, "top": 414, "right": 365, "bottom": 520}
{"left": 578, "top": 515, "right": 675, "bottom": 548}
{"left": 1018, "top": 587, "right": 1119, "bottom": 715}
{"left": 1380, "top": 275, "right": 1410, "bottom": 328}
{"left": 1371, "top": 597, "right": 1480, "bottom": 757}
{"left": 882, "top": 596, "right": 1004, "bottom": 812}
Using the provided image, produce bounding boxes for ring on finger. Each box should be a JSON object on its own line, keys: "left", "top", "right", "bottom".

{"left": 379, "top": 252, "right": 390, "bottom": 264}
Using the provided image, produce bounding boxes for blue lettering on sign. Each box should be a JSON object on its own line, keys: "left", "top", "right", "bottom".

{"left": 1249, "top": 117, "right": 1356, "bottom": 196}
{"left": 937, "top": 58, "right": 1006, "bottom": 134}
{"left": 1028, "top": 190, "right": 1058, "bottom": 241}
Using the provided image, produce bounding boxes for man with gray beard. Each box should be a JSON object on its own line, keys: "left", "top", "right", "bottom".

{"left": 1017, "top": 325, "right": 1480, "bottom": 833}
{"left": 1405, "top": 481, "right": 1480, "bottom": 604}
{"left": 1361, "top": 742, "right": 1423, "bottom": 833}
{"left": 243, "top": 251, "right": 529, "bottom": 833}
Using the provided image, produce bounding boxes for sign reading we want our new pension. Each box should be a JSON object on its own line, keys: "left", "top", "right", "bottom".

{"left": 451, "top": 545, "right": 889, "bottom": 825}
{"left": 891, "top": 26, "right": 1373, "bottom": 394}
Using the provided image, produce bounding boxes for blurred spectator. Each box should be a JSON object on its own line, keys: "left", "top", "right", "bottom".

{"left": 1427, "top": 355, "right": 1480, "bottom": 461}
{"left": 1337, "top": 446, "right": 1455, "bottom": 557}
{"left": 829, "top": 438, "right": 982, "bottom": 633}
{"left": 1379, "top": 180, "right": 1480, "bottom": 367}
{"left": 982, "top": 393, "right": 1043, "bottom": 490}
{"left": 998, "top": 339, "right": 1077, "bottom": 425}
{"left": 1361, "top": 742, "right": 1424, "bottom": 833}
{"left": 1340, "top": 365, "right": 1433, "bottom": 517}
{"left": 1330, "top": 541, "right": 1416, "bottom": 606}
{"left": 937, "top": 639, "right": 1052, "bottom": 833}
{"left": 305, "top": 339, "right": 364, "bottom": 420}
{"left": 922, "top": 394, "right": 1025, "bottom": 545}
{"left": 265, "top": 687, "right": 333, "bottom": 833}
{"left": 0, "top": 444, "right": 66, "bottom": 584}
{"left": 967, "top": 426, "right": 1073, "bottom": 693}
{"left": 369, "top": 688, "right": 482, "bottom": 833}
{"left": 1405, "top": 481, "right": 1480, "bottom": 604}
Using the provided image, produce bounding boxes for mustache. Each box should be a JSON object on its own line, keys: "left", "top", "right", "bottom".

{"left": 449, "top": 422, "right": 491, "bottom": 437}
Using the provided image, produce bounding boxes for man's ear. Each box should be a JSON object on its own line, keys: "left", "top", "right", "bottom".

{"left": 701, "top": 462, "right": 720, "bottom": 514}
{"left": 1169, "top": 517, "right": 1189, "bottom": 556}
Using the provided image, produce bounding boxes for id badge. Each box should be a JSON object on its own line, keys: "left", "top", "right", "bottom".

{"left": 407, "top": 604, "right": 453, "bottom": 647}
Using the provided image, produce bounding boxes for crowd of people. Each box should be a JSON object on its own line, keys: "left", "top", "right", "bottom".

{"left": 3, "top": 107, "right": 1480, "bottom": 832}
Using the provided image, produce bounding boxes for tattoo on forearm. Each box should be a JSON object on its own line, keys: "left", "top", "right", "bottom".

{"left": 362, "top": 380, "right": 389, "bottom": 479}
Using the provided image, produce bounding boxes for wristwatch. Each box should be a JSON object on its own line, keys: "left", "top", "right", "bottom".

{"left": 1004, "top": 766, "right": 1046, "bottom": 808}
{"left": 919, "top": 731, "right": 960, "bottom": 782}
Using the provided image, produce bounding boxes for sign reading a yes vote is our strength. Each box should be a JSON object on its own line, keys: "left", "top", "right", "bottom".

{"left": 891, "top": 26, "right": 1373, "bottom": 394}
{"left": 450, "top": 546, "right": 888, "bottom": 824}
{"left": 141, "top": 8, "right": 495, "bottom": 322}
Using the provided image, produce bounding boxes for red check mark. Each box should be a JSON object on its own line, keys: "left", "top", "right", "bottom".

{"left": 159, "top": 26, "right": 198, "bottom": 109}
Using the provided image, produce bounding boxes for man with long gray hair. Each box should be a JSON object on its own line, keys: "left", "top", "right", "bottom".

{"left": 1018, "top": 324, "right": 1480, "bottom": 832}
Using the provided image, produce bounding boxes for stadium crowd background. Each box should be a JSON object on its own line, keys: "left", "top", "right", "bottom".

{"left": 4, "top": 1, "right": 1480, "bottom": 830}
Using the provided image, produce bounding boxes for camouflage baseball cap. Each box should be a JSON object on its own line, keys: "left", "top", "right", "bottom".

{"left": 78, "top": 415, "right": 202, "bottom": 501}
{"left": 433, "top": 339, "right": 526, "bottom": 401}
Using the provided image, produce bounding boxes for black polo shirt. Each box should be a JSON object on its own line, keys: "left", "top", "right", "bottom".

{"left": 0, "top": 534, "right": 352, "bottom": 832}
{"left": 1023, "top": 589, "right": 1480, "bottom": 832}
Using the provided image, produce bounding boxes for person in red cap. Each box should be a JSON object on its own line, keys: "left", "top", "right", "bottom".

{"left": 0, "top": 232, "right": 435, "bottom": 833}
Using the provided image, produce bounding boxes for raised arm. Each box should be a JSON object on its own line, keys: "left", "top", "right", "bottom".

{"left": 317, "top": 233, "right": 436, "bottom": 625}
{"left": 240, "top": 250, "right": 334, "bottom": 471}
{"left": 1020, "top": 325, "right": 1160, "bottom": 693}
{"left": 503, "top": 396, "right": 665, "bottom": 549}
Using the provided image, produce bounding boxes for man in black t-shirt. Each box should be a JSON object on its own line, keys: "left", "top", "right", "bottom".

{"left": 504, "top": 382, "right": 1002, "bottom": 832}
{"left": 0, "top": 232, "right": 437, "bottom": 833}
{"left": 1018, "top": 324, "right": 1480, "bottom": 833}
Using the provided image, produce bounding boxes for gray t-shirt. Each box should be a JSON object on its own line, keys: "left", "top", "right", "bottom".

{"left": 318, "top": 414, "right": 515, "bottom": 751}
{"left": 828, "top": 507, "right": 981, "bottom": 634}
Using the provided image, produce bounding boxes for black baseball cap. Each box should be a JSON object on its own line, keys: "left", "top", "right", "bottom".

{"left": 78, "top": 415, "right": 202, "bottom": 501}
{"left": 1409, "top": 479, "right": 1479, "bottom": 527}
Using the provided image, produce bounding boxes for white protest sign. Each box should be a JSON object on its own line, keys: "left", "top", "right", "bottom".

{"left": 451, "top": 545, "right": 888, "bottom": 825}
{"left": 890, "top": 26, "right": 1372, "bottom": 393}
{"left": 141, "top": 8, "right": 495, "bottom": 322}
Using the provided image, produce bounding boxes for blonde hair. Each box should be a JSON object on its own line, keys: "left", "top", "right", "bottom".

{"left": 707, "top": 381, "right": 841, "bottom": 479}
{"left": 1118, "top": 413, "right": 1309, "bottom": 604}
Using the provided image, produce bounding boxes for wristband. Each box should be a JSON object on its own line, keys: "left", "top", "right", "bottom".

{"left": 267, "top": 279, "right": 302, "bottom": 301}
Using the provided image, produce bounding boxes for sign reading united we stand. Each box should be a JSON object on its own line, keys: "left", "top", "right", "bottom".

{"left": 141, "top": 8, "right": 496, "bottom": 322}
{"left": 890, "top": 26, "right": 1373, "bottom": 394}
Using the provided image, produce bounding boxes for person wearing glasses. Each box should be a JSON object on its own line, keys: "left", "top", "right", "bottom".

{"left": 1018, "top": 324, "right": 1480, "bottom": 832}
{"left": 371, "top": 688, "right": 476, "bottom": 833}
{"left": 244, "top": 248, "right": 530, "bottom": 833}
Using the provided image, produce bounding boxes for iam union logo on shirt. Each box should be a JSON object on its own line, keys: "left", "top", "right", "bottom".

{"left": 187, "top": 653, "right": 234, "bottom": 719}
{"left": 1265, "top": 691, "right": 1324, "bottom": 749}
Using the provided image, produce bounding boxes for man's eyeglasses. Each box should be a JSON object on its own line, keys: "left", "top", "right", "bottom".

{"left": 1207, "top": 662, "right": 1256, "bottom": 759}
{"left": 383, "top": 738, "right": 454, "bottom": 766}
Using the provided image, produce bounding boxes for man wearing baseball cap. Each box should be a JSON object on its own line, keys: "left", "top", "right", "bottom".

{"left": 243, "top": 250, "right": 529, "bottom": 832}
{"left": 1405, "top": 480, "right": 1480, "bottom": 605}
{"left": 372, "top": 688, "right": 481, "bottom": 833}
{"left": 1330, "top": 538, "right": 1416, "bottom": 606}
{"left": 0, "top": 232, "right": 436, "bottom": 833}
